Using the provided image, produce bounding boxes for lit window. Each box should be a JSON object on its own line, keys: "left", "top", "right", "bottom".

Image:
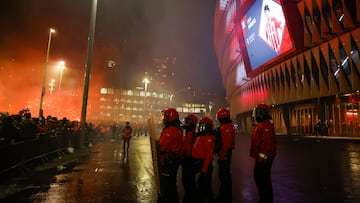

{"left": 127, "top": 90, "right": 133, "bottom": 96}
{"left": 100, "top": 88, "right": 107, "bottom": 94}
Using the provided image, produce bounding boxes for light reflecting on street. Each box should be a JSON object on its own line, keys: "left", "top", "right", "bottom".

{"left": 342, "top": 143, "right": 360, "bottom": 198}
{"left": 3, "top": 136, "right": 360, "bottom": 202}
{"left": 0, "top": 136, "right": 158, "bottom": 202}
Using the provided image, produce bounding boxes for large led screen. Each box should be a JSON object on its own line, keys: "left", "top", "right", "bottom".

{"left": 240, "top": 0, "right": 293, "bottom": 72}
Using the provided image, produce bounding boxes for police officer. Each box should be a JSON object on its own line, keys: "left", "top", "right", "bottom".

{"left": 215, "top": 108, "right": 235, "bottom": 203}
{"left": 182, "top": 114, "right": 198, "bottom": 203}
{"left": 159, "top": 108, "right": 183, "bottom": 203}
{"left": 250, "top": 104, "right": 277, "bottom": 203}
{"left": 192, "top": 117, "right": 216, "bottom": 203}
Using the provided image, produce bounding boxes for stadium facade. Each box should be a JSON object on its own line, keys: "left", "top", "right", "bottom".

{"left": 214, "top": 0, "right": 360, "bottom": 136}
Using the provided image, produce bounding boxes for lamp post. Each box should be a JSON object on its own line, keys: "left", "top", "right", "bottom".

{"left": 143, "top": 77, "right": 149, "bottom": 92}
{"left": 143, "top": 78, "right": 149, "bottom": 122}
{"left": 58, "top": 61, "right": 65, "bottom": 98}
{"left": 39, "top": 28, "right": 55, "bottom": 119}
{"left": 79, "top": 0, "right": 98, "bottom": 150}
{"left": 49, "top": 79, "right": 55, "bottom": 95}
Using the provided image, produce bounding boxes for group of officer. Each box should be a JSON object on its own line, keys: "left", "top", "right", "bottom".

{"left": 158, "top": 104, "right": 276, "bottom": 203}
{"left": 158, "top": 107, "right": 235, "bottom": 203}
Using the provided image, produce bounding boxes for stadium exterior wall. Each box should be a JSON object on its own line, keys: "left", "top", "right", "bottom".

{"left": 214, "top": 0, "right": 360, "bottom": 136}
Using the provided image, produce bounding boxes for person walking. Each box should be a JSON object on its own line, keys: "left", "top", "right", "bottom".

{"left": 181, "top": 114, "right": 198, "bottom": 203}
{"left": 122, "top": 122, "right": 132, "bottom": 157}
{"left": 192, "top": 117, "right": 216, "bottom": 203}
{"left": 250, "top": 104, "right": 277, "bottom": 203}
{"left": 215, "top": 108, "right": 235, "bottom": 203}
{"left": 158, "top": 108, "right": 183, "bottom": 203}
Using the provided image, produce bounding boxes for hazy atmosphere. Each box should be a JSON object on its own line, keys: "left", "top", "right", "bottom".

{"left": 0, "top": 0, "right": 225, "bottom": 119}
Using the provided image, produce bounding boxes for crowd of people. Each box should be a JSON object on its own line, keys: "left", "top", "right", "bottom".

{"left": 0, "top": 109, "right": 103, "bottom": 146}
{"left": 157, "top": 104, "right": 277, "bottom": 203}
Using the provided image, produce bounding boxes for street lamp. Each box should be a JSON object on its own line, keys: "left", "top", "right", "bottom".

{"left": 58, "top": 61, "right": 65, "bottom": 98}
{"left": 79, "top": 0, "right": 98, "bottom": 150}
{"left": 39, "top": 28, "right": 55, "bottom": 119}
{"left": 143, "top": 77, "right": 149, "bottom": 92}
{"left": 49, "top": 79, "right": 55, "bottom": 95}
{"left": 143, "top": 77, "right": 150, "bottom": 121}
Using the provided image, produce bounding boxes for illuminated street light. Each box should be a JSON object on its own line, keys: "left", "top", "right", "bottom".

{"left": 39, "top": 28, "right": 55, "bottom": 119}
{"left": 143, "top": 77, "right": 150, "bottom": 121}
{"left": 143, "top": 77, "right": 149, "bottom": 92}
{"left": 49, "top": 79, "right": 55, "bottom": 95}
{"left": 58, "top": 60, "right": 65, "bottom": 97}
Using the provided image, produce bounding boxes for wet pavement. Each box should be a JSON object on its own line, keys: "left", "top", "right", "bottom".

{"left": 1, "top": 134, "right": 360, "bottom": 202}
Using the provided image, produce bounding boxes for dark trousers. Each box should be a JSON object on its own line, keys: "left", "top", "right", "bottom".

{"left": 182, "top": 157, "right": 196, "bottom": 203}
{"left": 218, "top": 158, "right": 232, "bottom": 203}
{"left": 123, "top": 138, "right": 130, "bottom": 156}
{"left": 159, "top": 159, "right": 180, "bottom": 203}
{"left": 197, "top": 164, "right": 213, "bottom": 203}
{"left": 254, "top": 162, "right": 273, "bottom": 203}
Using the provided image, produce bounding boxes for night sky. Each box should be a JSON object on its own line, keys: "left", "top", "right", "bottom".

{"left": 0, "top": 0, "right": 226, "bottom": 116}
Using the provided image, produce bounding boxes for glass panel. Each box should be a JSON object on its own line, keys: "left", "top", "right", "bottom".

{"left": 280, "top": 68, "right": 285, "bottom": 87}
{"left": 339, "top": 41, "right": 351, "bottom": 86}
{"left": 290, "top": 61, "right": 297, "bottom": 88}
{"left": 332, "top": 0, "right": 344, "bottom": 25}
{"left": 297, "top": 60, "right": 304, "bottom": 87}
{"left": 322, "top": 0, "right": 332, "bottom": 31}
{"left": 304, "top": 6, "right": 313, "bottom": 36}
{"left": 275, "top": 71, "right": 280, "bottom": 88}
{"left": 350, "top": 36, "right": 360, "bottom": 80}
{"left": 304, "top": 58, "right": 311, "bottom": 86}
{"left": 285, "top": 64, "right": 291, "bottom": 88}
{"left": 312, "top": 0, "right": 321, "bottom": 32}
{"left": 344, "top": 0, "right": 357, "bottom": 23}
{"left": 311, "top": 53, "right": 320, "bottom": 88}
{"left": 329, "top": 46, "right": 340, "bottom": 88}
{"left": 319, "top": 50, "right": 329, "bottom": 88}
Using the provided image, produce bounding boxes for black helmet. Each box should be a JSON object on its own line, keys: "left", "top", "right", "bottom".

{"left": 197, "top": 117, "right": 214, "bottom": 135}
{"left": 252, "top": 104, "right": 271, "bottom": 123}
{"left": 183, "top": 114, "right": 198, "bottom": 131}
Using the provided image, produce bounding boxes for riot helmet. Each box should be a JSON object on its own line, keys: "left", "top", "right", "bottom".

{"left": 161, "top": 108, "right": 180, "bottom": 127}
{"left": 216, "top": 107, "right": 231, "bottom": 124}
{"left": 197, "top": 117, "right": 214, "bottom": 135}
{"left": 252, "top": 104, "right": 271, "bottom": 123}
{"left": 183, "top": 114, "right": 198, "bottom": 131}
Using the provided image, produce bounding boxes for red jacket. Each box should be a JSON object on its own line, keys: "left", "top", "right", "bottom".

{"left": 183, "top": 130, "right": 196, "bottom": 157}
{"left": 159, "top": 126, "right": 183, "bottom": 161}
{"left": 192, "top": 134, "right": 215, "bottom": 173}
{"left": 122, "top": 126, "right": 132, "bottom": 138}
{"left": 218, "top": 123, "right": 235, "bottom": 160}
{"left": 250, "top": 119, "right": 276, "bottom": 163}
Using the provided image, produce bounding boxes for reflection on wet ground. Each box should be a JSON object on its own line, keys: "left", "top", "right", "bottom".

{"left": 1, "top": 135, "right": 360, "bottom": 202}
{"left": 0, "top": 136, "right": 158, "bottom": 202}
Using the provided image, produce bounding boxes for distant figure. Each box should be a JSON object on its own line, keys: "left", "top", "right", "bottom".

{"left": 322, "top": 120, "right": 329, "bottom": 136}
{"left": 110, "top": 123, "right": 117, "bottom": 142}
{"left": 315, "top": 120, "right": 322, "bottom": 136}
{"left": 122, "top": 122, "right": 132, "bottom": 156}
{"left": 250, "top": 104, "right": 276, "bottom": 203}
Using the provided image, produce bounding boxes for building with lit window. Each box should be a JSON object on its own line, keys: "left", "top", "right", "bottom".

{"left": 88, "top": 87, "right": 211, "bottom": 125}
{"left": 215, "top": 0, "right": 359, "bottom": 136}
{"left": 89, "top": 87, "right": 171, "bottom": 124}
